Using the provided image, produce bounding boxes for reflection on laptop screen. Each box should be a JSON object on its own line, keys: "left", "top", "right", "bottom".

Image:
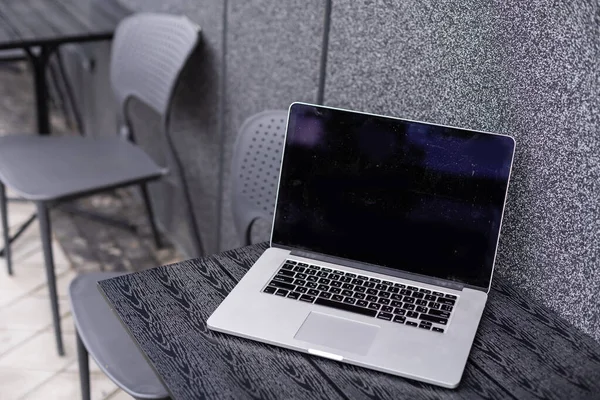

{"left": 272, "top": 103, "right": 515, "bottom": 289}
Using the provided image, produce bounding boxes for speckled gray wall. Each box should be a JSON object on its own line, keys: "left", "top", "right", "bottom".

{"left": 219, "top": 0, "right": 324, "bottom": 250}
{"left": 325, "top": 0, "right": 599, "bottom": 341}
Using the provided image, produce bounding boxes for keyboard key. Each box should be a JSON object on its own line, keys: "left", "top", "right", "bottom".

{"left": 406, "top": 311, "right": 419, "bottom": 318}
{"left": 314, "top": 298, "right": 377, "bottom": 317}
{"left": 368, "top": 302, "right": 381, "bottom": 310}
{"left": 356, "top": 300, "right": 369, "bottom": 308}
{"left": 441, "top": 304, "right": 454, "bottom": 312}
{"left": 263, "top": 286, "right": 277, "bottom": 294}
{"left": 354, "top": 286, "right": 366, "bottom": 293}
{"left": 344, "top": 272, "right": 357, "bottom": 278}
{"left": 332, "top": 270, "right": 344, "bottom": 275}
{"left": 388, "top": 287, "right": 400, "bottom": 294}
{"left": 307, "top": 264, "right": 318, "bottom": 269}
{"left": 317, "top": 271, "right": 329, "bottom": 277}
{"left": 415, "top": 299, "right": 428, "bottom": 306}
{"left": 429, "top": 301, "right": 440, "bottom": 309}
{"left": 308, "top": 289, "right": 320, "bottom": 296}
{"left": 400, "top": 289, "right": 411, "bottom": 296}
{"left": 318, "top": 278, "right": 331, "bottom": 285}
{"left": 322, "top": 268, "right": 332, "bottom": 273}
{"left": 296, "top": 287, "right": 308, "bottom": 294}
{"left": 329, "top": 287, "right": 341, "bottom": 294}
{"left": 393, "top": 283, "right": 406, "bottom": 288}
{"left": 306, "top": 282, "right": 318, "bottom": 289}
{"left": 275, "top": 289, "right": 288, "bottom": 296}
{"left": 445, "top": 294, "right": 457, "bottom": 300}
{"left": 269, "top": 281, "right": 295, "bottom": 291}
{"left": 306, "top": 269, "right": 317, "bottom": 276}
{"left": 379, "top": 291, "right": 390, "bottom": 298}
{"left": 418, "top": 323, "right": 431, "bottom": 330}
{"left": 406, "top": 321, "right": 418, "bottom": 327}
{"left": 403, "top": 303, "right": 415, "bottom": 310}
{"left": 307, "top": 276, "right": 318, "bottom": 282}
{"left": 375, "top": 284, "right": 388, "bottom": 291}
{"left": 293, "top": 266, "right": 305, "bottom": 273}
{"left": 369, "top": 277, "right": 381, "bottom": 283}
{"left": 419, "top": 314, "right": 448, "bottom": 325}
{"left": 288, "top": 292, "right": 301, "bottom": 300}
{"left": 383, "top": 280, "right": 394, "bottom": 286}
{"left": 317, "top": 284, "right": 329, "bottom": 291}
{"left": 378, "top": 298, "right": 390, "bottom": 305}
{"left": 331, "top": 281, "right": 342, "bottom": 288}
{"left": 331, "top": 294, "right": 344, "bottom": 302}
{"left": 412, "top": 292, "right": 425, "bottom": 299}
{"left": 366, "top": 288, "right": 378, "bottom": 295}
{"left": 329, "top": 273, "right": 339, "bottom": 280}
{"left": 407, "top": 286, "right": 418, "bottom": 291}
{"left": 279, "top": 269, "right": 295, "bottom": 277}
{"left": 391, "top": 294, "right": 403, "bottom": 301}
{"left": 393, "top": 315, "right": 406, "bottom": 324}
{"left": 381, "top": 306, "right": 393, "bottom": 313}
{"left": 432, "top": 291, "right": 444, "bottom": 297}
{"left": 273, "top": 275, "right": 294, "bottom": 284}
{"left": 391, "top": 301, "right": 402, "bottom": 308}
{"left": 300, "top": 294, "right": 315, "bottom": 302}
{"left": 363, "top": 281, "right": 376, "bottom": 288}
{"left": 366, "top": 295, "right": 378, "bottom": 302}
{"left": 351, "top": 278, "right": 364, "bottom": 286}
{"left": 416, "top": 306, "right": 428, "bottom": 313}
{"left": 295, "top": 273, "right": 307, "bottom": 280}
{"left": 353, "top": 292, "right": 366, "bottom": 300}
{"left": 437, "top": 297, "right": 455, "bottom": 306}
{"left": 341, "top": 289, "right": 353, "bottom": 297}
{"left": 343, "top": 297, "right": 357, "bottom": 305}
{"left": 340, "top": 276, "right": 352, "bottom": 283}
{"left": 342, "top": 283, "right": 354, "bottom": 290}
{"left": 318, "top": 292, "right": 331, "bottom": 299}
{"left": 377, "top": 312, "right": 393, "bottom": 321}
{"left": 432, "top": 327, "right": 445, "bottom": 333}
{"left": 429, "top": 309, "right": 451, "bottom": 318}
{"left": 424, "top": 294, "right": 437, "bottom": 301}
{"left": 297, "top": 263, "right": 309, "bottom": 267}
{"left": 294, "top": 279, "right": 307, "bottom": 286}
{"left": 393, "top": 308, "right": 406, "bottom": 315}
{"left": 419, "top": 288, "right": 431, "bottom": 294}
{"left": 404, "top": 297, "right": 415, "bottom": 304}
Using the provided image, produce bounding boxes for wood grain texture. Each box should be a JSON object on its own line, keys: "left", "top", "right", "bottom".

{"left": 0, "top": 0, "right": 130, "bottom": 50}
{"left": 100, "top": 243, "right": 600, "bottom": 400}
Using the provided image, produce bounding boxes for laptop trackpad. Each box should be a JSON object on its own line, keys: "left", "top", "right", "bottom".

{"left": 294, "top": 312, "right": 379, "bottom": 356}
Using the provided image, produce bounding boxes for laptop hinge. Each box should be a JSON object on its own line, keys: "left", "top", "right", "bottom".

{"left": 290, "top": 249, "right": 466, "bottom": 292}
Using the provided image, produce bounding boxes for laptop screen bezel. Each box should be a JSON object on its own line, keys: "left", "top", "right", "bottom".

{"left": 269, "top": 102, "right": 516, "bottom": 293}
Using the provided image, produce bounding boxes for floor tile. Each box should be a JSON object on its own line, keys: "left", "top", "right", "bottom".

{"left": 0, "top": 367, "right": 54, "bottom": 400}
{"left": 0, "top": 296, "right": 69, "bottom": 330}
{"left": 0, "top": 331, "right": 77, "bottom": 371}
{"left": 65, "top": 354, "right": 104, "bottom": 375}
{"left": 21, "top": 370, "right": 119, "bottom": 400}
{"left": 0, "top": 329, "right": 38, "bottom": 356}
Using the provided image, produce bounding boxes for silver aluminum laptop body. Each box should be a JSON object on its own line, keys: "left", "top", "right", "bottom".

{"left": 208, "top": 103, "right": 515, "bottom": 388}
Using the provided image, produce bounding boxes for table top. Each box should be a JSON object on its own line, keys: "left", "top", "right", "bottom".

{"left": 0, "top": 0, "right": 130, "bottom": 50}
{"left": 99, "top": 243, "right": 600, "bottom": 400}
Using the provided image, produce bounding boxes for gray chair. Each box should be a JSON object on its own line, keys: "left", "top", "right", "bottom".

{"left": 0, "top": 12, "right": 201, "bottom": 362}
{"left": 231, "top": 110, "right": 287, "bottom": 245}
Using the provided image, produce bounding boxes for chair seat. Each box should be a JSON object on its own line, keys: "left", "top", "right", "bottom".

{"left": 0, "top": 135, "right": 165, "bottom": 201}
{"left": 70, "top": 272, "right": 169, "bottom": 399}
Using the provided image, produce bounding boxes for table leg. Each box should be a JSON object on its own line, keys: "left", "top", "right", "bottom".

{"left": 27, "top": 46, "right": 54, "bottom": 135}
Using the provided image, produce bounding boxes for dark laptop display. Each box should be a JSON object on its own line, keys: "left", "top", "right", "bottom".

{"left": 272, "top": 103, "right": 515, "bottom": 289}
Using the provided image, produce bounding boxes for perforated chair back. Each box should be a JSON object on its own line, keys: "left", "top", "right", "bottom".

{"left": 231, "top": 110, "right": 288, "bottom": 245}
{"left": 110, "top": 13, "right": 201, "bottom": 117}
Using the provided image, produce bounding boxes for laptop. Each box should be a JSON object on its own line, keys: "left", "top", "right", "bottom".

{"left": 208, "top": 102, "right": 515, "bottom": 388}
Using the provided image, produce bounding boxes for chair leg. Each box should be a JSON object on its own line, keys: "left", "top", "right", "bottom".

{"left": 76, "top": 329, "right": 91, "bottom": 400}
{"left": 36, "top": 202, "right": 64, "bottom": 356}
{"left": 139, "top": 184, "right": 162, "bottom": 249}
{"left": 0, "top": 184, "right": 12, "bottom": 275}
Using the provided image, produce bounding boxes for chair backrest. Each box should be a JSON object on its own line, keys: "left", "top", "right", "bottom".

{"left": 231, "top": 110, "right": 288, "bottom": 245}
{"left": 110, "top": 13, "right": 201, "bottom": 117}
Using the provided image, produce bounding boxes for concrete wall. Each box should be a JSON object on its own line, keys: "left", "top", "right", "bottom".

{"left": 82, "top": 0, "right": 598, "bottom": 340}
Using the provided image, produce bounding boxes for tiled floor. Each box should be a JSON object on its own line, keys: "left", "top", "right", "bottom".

{"left": 0, "top": 200, "right": 133, "bottom": 399}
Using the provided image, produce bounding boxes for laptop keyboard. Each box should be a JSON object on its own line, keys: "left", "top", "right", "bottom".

{"left": 262, "top": 260, "right": 458, "bottom": 333}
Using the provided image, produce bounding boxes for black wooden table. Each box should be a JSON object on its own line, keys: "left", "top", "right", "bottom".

{"left": 0, "top": 0, "right": 130, "bottom": 134}
{"left": 99, "top": 243, "right": 600, "bottom": 399}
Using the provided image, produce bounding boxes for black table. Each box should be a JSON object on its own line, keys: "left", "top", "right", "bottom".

{"left": 0, "top": 0, "right": 130, "bottom": 134}
{"left": 99, "top": 243, "right": 600, "bottom": 399}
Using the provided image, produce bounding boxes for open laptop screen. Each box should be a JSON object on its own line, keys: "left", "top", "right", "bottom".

{"left": 272, "top": 103, "right": 515, "bottom": 290}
